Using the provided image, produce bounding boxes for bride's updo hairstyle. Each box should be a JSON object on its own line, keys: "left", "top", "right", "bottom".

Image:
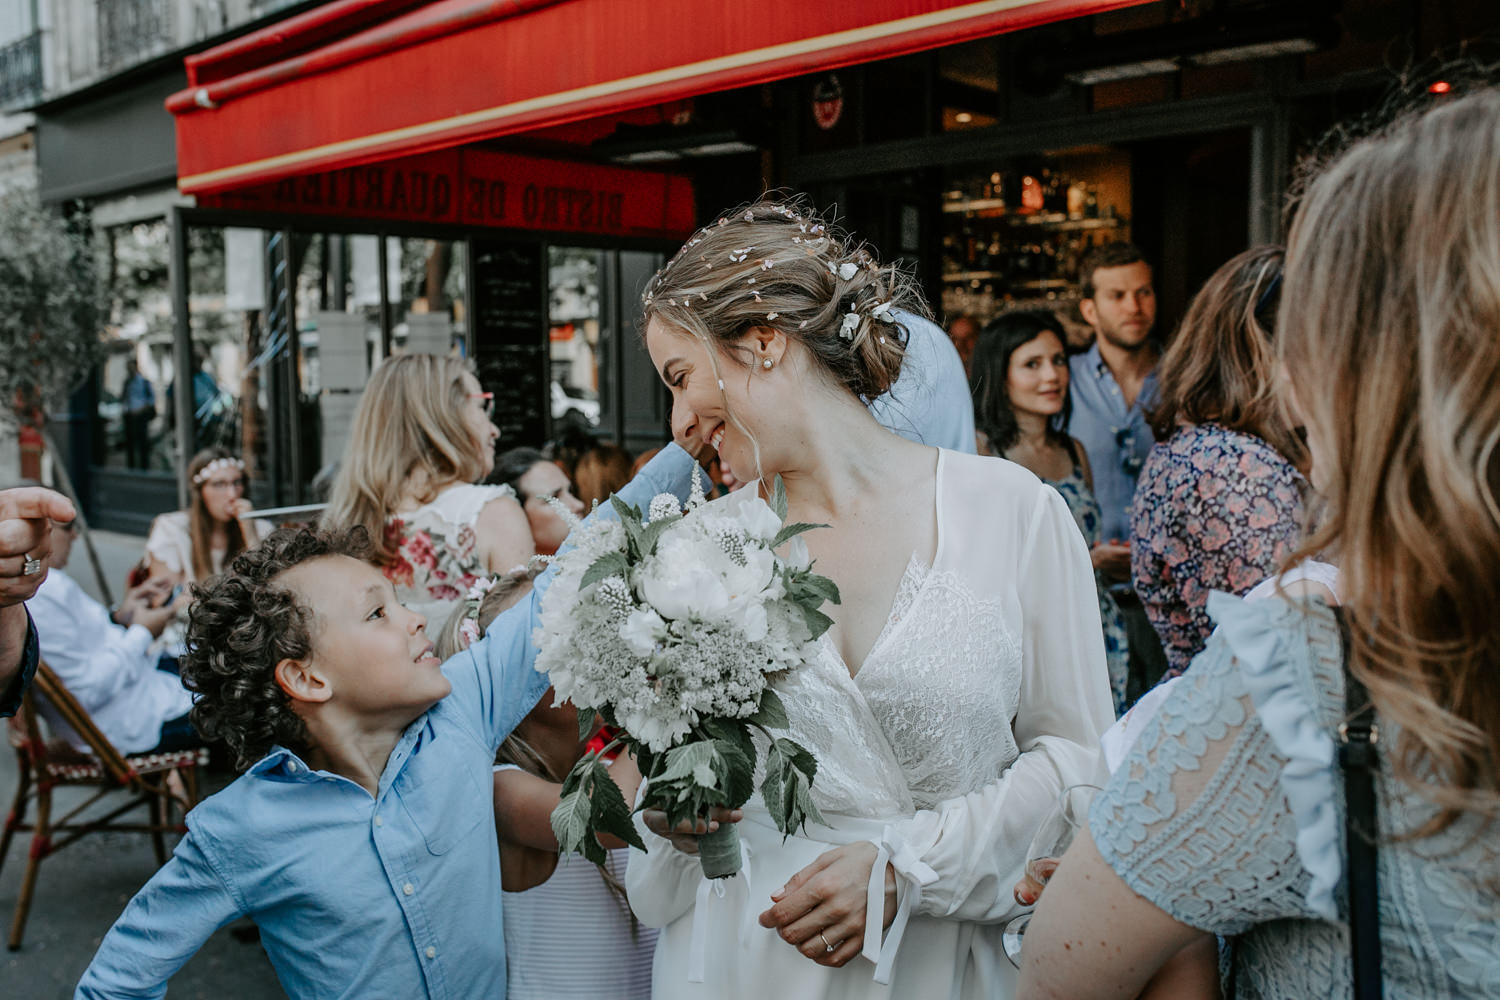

{"left": 641, "top": 197, "right": 929, "bottom": 402}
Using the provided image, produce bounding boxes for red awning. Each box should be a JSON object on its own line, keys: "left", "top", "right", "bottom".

{"left": 170, "top": 0, "right": 1146, "bottom": 195}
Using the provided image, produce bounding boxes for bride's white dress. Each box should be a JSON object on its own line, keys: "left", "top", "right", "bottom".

{"left": 626, "top": 450, "right": 1115, "bottom": 1000}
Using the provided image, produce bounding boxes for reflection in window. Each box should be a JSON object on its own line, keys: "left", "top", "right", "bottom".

{"left": 393, "top": 237, "right": 467, "bottom": 356}
{"left": 99, "top": 220, "right": 172, "bottom": 471}
{"left": 548, "top": 246, "right": 602, "bottom": 435}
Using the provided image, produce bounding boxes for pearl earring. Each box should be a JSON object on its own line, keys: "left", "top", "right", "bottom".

{"left": 761, "top": 358, "right": 774, "bottom": 370}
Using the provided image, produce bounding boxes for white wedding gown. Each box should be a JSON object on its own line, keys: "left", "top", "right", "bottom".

{"left": 626, "top": 450, "right": 1115, "bottom": 1000}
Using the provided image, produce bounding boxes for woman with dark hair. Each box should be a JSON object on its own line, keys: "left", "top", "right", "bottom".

{"left": 492, "top": 447, "right": 586, "bottom": 556}
{"left": 1129, "top": 246, "right": 1308, "bottom": 680}
{"left": 971, "top": 310, "right": 1128, "bottom": 714}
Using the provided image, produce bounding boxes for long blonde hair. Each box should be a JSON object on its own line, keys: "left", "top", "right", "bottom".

{"left": 322, "top": 354, "right": 486, "bottom": 564}
{"left": 1280, "top": 87, "right": 1500, "bottom": 835}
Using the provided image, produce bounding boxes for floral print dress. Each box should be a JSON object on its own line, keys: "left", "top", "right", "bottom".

{"left": 1044, "top": 463, "right": 1130, "bottom": 716}
{"left": 384, "top": 483, "right": 517, "bottom": 625}
{"left": 1129, "top": 422, "right": 1307, "bottom": 680}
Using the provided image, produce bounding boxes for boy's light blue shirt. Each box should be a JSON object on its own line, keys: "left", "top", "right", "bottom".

{"left": 76, "top": 445, "right": 700, "bottom": 1000}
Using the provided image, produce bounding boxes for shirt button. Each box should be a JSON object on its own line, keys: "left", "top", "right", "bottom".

{"left": 374, "top": 816, "right": 384, "bottom": 827}
{"left": 426, "top": 946, "right": 437, "bottom": 959}
{"left": 403, "top": 883, "right": 414, "bottom": 896}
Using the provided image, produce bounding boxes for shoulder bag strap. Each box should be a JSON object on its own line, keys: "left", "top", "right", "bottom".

{"left": 1332, "top": 606, "right": 1383, "bottom": 1000}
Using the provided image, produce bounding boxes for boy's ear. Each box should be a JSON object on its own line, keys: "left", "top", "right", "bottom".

{"left": 275, "top": 657, "right": 332, "bottom": 705}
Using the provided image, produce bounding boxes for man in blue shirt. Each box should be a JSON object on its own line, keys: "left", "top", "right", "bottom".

{"left": 1067, "top": 243, "right": 1167, "bottom": 701}
{"left": 867, "top": 310, "right": 976, "bottom": 454}
{"left": 76, "top": 446, "right": 698, "bottom": 1000}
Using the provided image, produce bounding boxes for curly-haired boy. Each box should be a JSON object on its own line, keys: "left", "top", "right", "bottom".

{"left": 76, "top": 446, "right": 701, "bottom": 1000}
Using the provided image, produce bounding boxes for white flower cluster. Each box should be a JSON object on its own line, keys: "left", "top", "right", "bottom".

{"left": 535, "top": 493, "right": 820, "bottom": 752}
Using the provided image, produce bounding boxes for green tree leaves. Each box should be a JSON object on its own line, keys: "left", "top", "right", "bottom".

{"left": 0, "top": 193, "right": 107, "bottom": 421}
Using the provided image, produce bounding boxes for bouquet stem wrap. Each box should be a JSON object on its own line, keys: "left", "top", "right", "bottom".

{"left": 697, "top": 823, "right": 743, "bottom": 879}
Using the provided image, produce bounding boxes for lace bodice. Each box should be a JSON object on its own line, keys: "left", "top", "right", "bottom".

{"left": 1093, "top": 595, "right": 1500, "bottom": 998}
{"left": 629, "top": 450, "right": 1116, "bottom": 953}
{"left": 762, "top": 555, "right": 1024, "bottom": 817}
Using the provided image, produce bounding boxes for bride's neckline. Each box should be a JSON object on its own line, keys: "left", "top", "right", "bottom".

{"left": 812, "top": 449, "right": 947, "bottom": 680}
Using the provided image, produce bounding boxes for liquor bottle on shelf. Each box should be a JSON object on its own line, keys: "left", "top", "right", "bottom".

{"left": 1042, "top": 169, "right": 1066, "bottom": 215}
{"left": 1084, "top": 186, "right": 1099, "bottom": 220}
{"left": 1020, "top": 173, "right": 1044, "bottom": 214}
{"left": 1067, "top": 182, "right": 1087, "bottom": 220}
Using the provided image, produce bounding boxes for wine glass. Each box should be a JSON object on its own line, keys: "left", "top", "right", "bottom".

{"left": 1002, "top": 783, "right": 1101, "bottom": 967}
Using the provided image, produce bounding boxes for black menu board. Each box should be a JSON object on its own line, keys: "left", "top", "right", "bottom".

{"left": 470, "top": 238, "right": 548, "bottom": 449}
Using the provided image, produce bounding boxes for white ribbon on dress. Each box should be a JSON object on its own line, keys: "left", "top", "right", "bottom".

{"left": 862, "top": 824, "right": 938, "bottom": 984}
{"left": 686, "top": 841, "right": 755, "bottom": 983}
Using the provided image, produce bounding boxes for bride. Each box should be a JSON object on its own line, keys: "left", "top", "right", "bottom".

{"left": 624, "top": 198, "right": 1115, "bottom": 999}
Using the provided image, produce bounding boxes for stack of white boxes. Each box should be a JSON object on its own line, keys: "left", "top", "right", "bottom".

{"left": 317, "top": 313, "right": 368, "bottom": 463}
{"left": 405, "top": 313, "right": 453, "bottom": 356}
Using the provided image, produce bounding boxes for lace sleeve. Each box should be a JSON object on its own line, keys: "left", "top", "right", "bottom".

{"left": 1088, "top": 599, "right": 1328, "bottom": 936}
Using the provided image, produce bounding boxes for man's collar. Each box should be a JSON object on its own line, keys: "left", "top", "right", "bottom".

{"left": 1085, "top": 340, "right": 1107, "bottom": 376}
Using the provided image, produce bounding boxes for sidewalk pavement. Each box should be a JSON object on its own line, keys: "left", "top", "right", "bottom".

{"left": 1, "top": 529, "right": 285, "bottom": 998}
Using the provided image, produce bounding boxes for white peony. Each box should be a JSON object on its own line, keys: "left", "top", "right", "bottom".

{"left": 620, "top": 608, "right": 666, "bottom": 657}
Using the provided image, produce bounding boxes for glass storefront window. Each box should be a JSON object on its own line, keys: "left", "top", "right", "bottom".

{"left": 392, "top": 237, "right": 467, "bottom": 356}
{"left": 547, "top": 246, "right": 603, "bottom": 437}
{"left": 179, "top": 226, "right": 274, "bottom": 499}
{"left": 99, "top": 219, "right": 172, "bottom": 472}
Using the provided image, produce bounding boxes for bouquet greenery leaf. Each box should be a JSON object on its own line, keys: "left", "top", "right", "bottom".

{"left": 536, "top": 476, "right": 838, "bottom": 877}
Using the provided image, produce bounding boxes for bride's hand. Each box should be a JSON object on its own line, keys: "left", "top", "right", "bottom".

{"left": 757, "top": 842, "right": 897, "bottom": 968}
{"left": 640, "top": 806, "right": 742, "bottom": 856}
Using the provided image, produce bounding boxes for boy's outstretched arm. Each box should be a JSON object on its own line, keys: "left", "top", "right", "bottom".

{"left": 76, "top": 830, "right": 245, "bottom": 999}
{"left": 459, "top": 443, "right": 704, "bottom": 748}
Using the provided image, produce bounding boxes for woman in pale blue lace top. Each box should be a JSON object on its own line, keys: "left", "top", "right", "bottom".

{"left": 1016, "top": 89, "right": 1500, "bottom": 999}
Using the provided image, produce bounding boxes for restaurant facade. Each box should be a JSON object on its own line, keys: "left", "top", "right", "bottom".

{"left": 32, "top": 0, "right": 1495, "bottom": 529}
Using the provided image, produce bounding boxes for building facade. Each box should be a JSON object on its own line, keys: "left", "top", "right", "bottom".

{"left": 19, "top": 0, "right": 1499, "bottom": 531}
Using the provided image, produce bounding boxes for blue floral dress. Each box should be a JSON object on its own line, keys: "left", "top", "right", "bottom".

{"left": 1045, "top": 463, "right": 1130, "bottom": 716}
{"left": 1130, "top": 423, "right": 1306, "bottom": 680}
{"left": 1093, "top": 593, "right": 1500, "bottom": 997}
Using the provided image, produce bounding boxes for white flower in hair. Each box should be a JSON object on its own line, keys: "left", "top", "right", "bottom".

{"left": 839, "top": 310, "right": 861, "bottom": 339}
{"left": 838, "top": 262, "right": 858, "bottom": 280}
{"left": 871, "top": 300, "right": 896, "bottom": 322}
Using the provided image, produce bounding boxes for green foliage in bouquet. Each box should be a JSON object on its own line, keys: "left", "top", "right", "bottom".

{"left": 547, "top": 477, "right": 837, "bottom": 874}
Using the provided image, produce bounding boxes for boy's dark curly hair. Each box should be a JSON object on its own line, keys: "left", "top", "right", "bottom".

{"left": 181, "top": 525, "right": 375, "bottom": 770}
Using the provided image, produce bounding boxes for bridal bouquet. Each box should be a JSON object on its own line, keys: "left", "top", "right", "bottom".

{"left": 534, "top": 477, "right": 837, "bottom": 878}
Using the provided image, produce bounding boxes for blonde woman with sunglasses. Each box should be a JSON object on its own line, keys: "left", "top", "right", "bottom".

{"left": 322, "top": 353, "right": 534, "bottom": 623}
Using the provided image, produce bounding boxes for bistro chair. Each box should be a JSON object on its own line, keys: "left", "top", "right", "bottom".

{"left": 0, "top": 661, "right": 208, "bottom": 950}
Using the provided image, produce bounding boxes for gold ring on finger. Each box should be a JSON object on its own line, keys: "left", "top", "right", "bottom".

{"left": 818, "top": 931, "right": 835, "bottom": 953}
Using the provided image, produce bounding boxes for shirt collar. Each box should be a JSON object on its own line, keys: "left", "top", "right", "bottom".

{"left": 249, "top": 745, "right": 317, "bottom": 780}
{"left": 1084, "top": 340, "right": 1108, "bottom": 378}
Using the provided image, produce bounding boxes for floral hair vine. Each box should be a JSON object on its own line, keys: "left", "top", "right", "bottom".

{"left": 458, "top": 557, "right": 549, "bottom": 647}
{"left": 192, "top": 456, "right": 245, "bottom": 485}
{"left": 458, "top": 576, "right": 497, "bottom": 646}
